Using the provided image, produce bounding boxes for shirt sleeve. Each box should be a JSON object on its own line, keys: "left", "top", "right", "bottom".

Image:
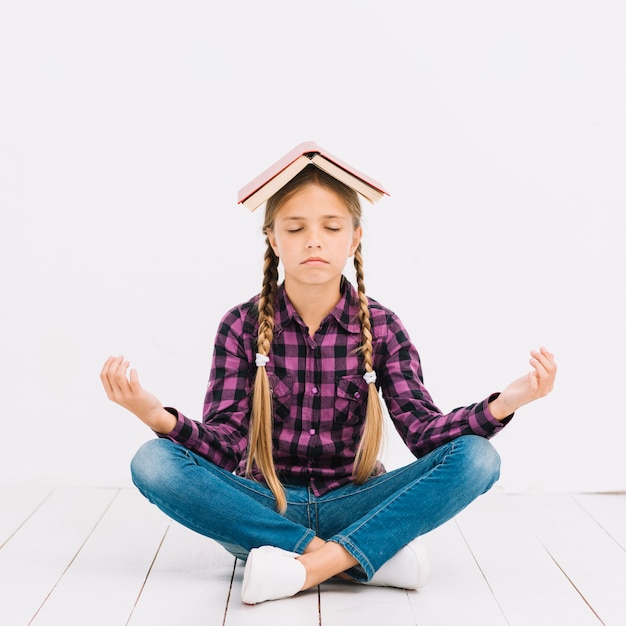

{"left": 376, "top": 311, "right": 512, "bottom": 458}
{"left": 158, "top": 305, "right": 253, "bottom": 472}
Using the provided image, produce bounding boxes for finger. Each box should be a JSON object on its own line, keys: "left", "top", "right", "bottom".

{"left": 103, "top": 355, "right": 123, "bottom": 381}
{"left": 531, "top": 348, "right": 554, "bottom": 371}
{"left": 106, "top": 358, "right": 131, "bottom": 396}
{"left": 100, "top": 355, "right": 123, "bottom": 397}
{"left": 529, "top": 352, "right": 548, "bottom": 375}
{"left": 529, "top": 350, "right": 555, "bottom": 394}
{"left": 100, "top": 355, "right": 117, "bottom": 381}
{"left": 537, "top": 346, "right": 556, "bottom": 367}
{"left": 533, "top": 350, "right": 557, "bottom": 384}
{"left": 542, "top": 348, "right": 557, "bottom": 376}
{"left": 128, "top": 367, "right": 141, "bottom": 391}
{"left": 115, "top": 360, "right": 131, "bottom": 390}
{"left": 539, "top": 346, "right": 554, "bottom": 359}
{"left": 527, "top": 370, "right": 540, "bottom": 394}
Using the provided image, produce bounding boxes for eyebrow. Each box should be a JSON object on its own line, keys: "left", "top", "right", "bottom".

{"left": 280, "top": 214, "right": 348, "bottom": 221}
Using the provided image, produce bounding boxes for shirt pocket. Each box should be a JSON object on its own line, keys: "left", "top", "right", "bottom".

{"left": 267, "top": 372, "right": 293, "bottom": 422}
{"left": 335, "top": 375, "right": 369, "bottom": 425}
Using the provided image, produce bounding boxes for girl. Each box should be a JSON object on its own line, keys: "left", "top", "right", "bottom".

{"left": 101, "top": 160, "right": 557, "bottom": 605}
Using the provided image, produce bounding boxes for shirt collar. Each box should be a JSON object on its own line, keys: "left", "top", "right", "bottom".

{"left": 274, "top": 276, "right": 362, "bottom": 335}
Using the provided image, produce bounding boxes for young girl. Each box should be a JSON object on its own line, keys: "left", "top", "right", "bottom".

{"left": 100, "top": 158, "right": 556, "bottom": 605}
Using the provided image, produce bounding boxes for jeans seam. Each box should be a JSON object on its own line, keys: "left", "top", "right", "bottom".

{"left": 188, "top": 449, "right": 312, "bottom": 509}
{"left": 293, "top": 528, "right": 316, "bottom": 554}
{"left": 318, "top": 462, "right": 421, "bottom": 505}
{"left": 331, "top": 439, "right": 460, "bottom": 578}
{"left": 348, "top": 439, "right": 458, "bottom": 537}
{"left": 206, "top": 469, "right": 317, "bottom": 550}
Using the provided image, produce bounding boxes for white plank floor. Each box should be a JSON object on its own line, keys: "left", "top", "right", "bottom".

{"left": 1, "top": 487, "right": 625, "bottom": 626}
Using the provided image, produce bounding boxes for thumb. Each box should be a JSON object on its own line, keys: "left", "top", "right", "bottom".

{"left": 128, "top": 368, "right": 141, "bottom": 390}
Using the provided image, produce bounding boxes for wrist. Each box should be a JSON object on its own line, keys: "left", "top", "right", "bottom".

{"left": 488, "top": 395, "right": 516, "bottom": 422}
{"left": 155, "top": 408, "right": 177, "bottom": 434}
{"left": 139, "top": 406, "right": 176, "bottom": 434}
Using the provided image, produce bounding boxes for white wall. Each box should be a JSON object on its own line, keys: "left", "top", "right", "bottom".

{"left": 1, "top": 1, "right": 624, "bottom": 492}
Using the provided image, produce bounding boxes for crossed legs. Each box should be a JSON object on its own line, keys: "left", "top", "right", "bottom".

{"left": 131, "top": 435, "right": 500, "bottom": 602}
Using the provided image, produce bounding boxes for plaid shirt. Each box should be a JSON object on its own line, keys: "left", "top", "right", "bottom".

{"left": 164, "top": 278, "right": 508, "bottom": 496}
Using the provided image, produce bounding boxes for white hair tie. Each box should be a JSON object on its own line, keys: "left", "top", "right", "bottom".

{"left": 255, "top": 353, "right": 270, "bottom": 367}
{"left": 363, "top": 370, "right": 377, "bottom": 385}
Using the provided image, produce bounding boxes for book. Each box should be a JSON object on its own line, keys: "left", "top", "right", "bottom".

{"left": 237, "top": 141, "right": 389, "bottom": 211}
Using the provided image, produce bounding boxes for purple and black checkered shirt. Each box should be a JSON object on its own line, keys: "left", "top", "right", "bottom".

{"left": 163, "top": 277, "right": 508, "bottom": 496}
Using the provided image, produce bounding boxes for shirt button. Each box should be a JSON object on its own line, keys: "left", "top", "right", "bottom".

{"left": 311, "top": 386, "right": 319, "bottom": 394}
{"left": 354, "top": 391, "right": 361, "bottom": 399}
{"left": 309, "top": 428, "right": 316, "bottom": 435}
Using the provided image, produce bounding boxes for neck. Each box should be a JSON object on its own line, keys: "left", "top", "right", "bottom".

{"left": 284, "top": 276, "right": 343, "bottom": 336}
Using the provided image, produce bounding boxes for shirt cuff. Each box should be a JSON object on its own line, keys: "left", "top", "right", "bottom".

{"left": 483, "top": 392, "right": 514, "bottom": 427}
{"left": 156, "top": 407, "right": 187, "bottom": 440}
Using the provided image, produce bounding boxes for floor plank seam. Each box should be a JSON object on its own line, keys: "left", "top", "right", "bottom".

{"left": 453, "top": 519, "right": 511, "bottom": 626}
{"left": 221, "top": 557, "right": 238, "bottom": 625}
{"left": 316, "top": 585, "right": 322, "bottom": 626}
{"left": 402, "top": 588, "right": 418, "bottom": 626}
{"left": 571, "top": 493, "right": 626, "bottom": 552}
{"left": 27, "top": 487, "right": 121, "bottom": 625}
{"left": 0, "top": 488, "right": 53, "bottom": 550}
{"left": 542, "top": 545, "right": 606, "bottom": 626}
{"left": 126, "top": 523, "right": 171, "bottom": 626}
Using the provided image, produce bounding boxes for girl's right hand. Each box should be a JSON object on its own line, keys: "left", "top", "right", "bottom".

{"left": 100, "top": 355, "right": 176, "bottom": 434}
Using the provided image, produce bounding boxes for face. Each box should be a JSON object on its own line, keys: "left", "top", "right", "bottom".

{"left": 267, "top": 184, "right": 362, "bottom": 290}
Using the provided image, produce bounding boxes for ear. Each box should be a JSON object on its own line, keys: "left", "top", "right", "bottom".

{"left": 266, "top": 229, "right": 279, "bottom": 257}
{"left": 349, "top": 226, "right": 363, "bottom": 256}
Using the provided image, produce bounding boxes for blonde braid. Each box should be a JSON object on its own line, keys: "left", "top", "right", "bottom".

{"left": 247, "top": 239, "right": 287, "bottom": 513}
{"left": 353, "top": 243, "right": 384, "bottom": 483}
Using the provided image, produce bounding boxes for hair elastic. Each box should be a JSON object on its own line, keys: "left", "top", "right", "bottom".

{"left": 363, "top": 370, "right": 377, "bottom": 385}
{"left": 255, "top": 353, "right": 270, "bottom": 367}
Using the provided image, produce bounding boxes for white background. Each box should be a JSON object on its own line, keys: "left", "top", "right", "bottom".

{"left": 1, "top": 1, "right": 624, "bottom": 492}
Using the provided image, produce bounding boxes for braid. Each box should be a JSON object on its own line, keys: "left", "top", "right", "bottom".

{"left": 354, "top": 244, "right": 374, "bottom": 372}
{"left": 353, "top": 243, "right": 384, "bottom": 483}
{"left": 247, "top": 239, "right": 287, "bottom": 513}
{"left": 257, "top": 239, "right": 278, "bottom": 354}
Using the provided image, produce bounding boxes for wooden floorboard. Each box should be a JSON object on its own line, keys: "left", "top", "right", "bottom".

{"left": 128, "top": 522, "right": 235, "bottom": 626}
{"left": 575, "top": 493, "right": 626, "bottom": 550}
{"left": 0, "top": 488, "right": 118, "bottom": 625}
{"left": 319, "top": 581, "right": 418, "bottom": 626}
{"left": 456, "top": 494, "right": 603, "bottom": 626}
{"left": 414, "top": 519, "right": 508, "bottom": 625}
{"left": 29, "top": 489, "right": 170, "bottom": 626}
{"left": 0, "top": 487, "right": 51, "bottom": 549}
{"left": 1, "top": 488, "right": 624, "bottom": 626}
{"left": 510, "top": 493, "right": 626, "bottom": 626}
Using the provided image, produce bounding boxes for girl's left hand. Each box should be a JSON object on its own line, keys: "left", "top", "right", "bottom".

{"left": 489, "top": 347, "right": 557, "bottom": 421}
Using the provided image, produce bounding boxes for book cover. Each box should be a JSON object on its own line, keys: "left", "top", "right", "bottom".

{"left": 238, "top": 142, "right": 389, "bottom": 211}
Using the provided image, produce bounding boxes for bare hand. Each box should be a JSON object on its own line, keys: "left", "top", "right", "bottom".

{"left": 100, "top": 356, "right": 176, "bottom": 434}
{"left": 489, "top": 347, "right": 557, "bottom": 421}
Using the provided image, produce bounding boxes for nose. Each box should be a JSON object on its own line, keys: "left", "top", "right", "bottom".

{"left": 306, "top": 230, "right": 322, "bottom": 249}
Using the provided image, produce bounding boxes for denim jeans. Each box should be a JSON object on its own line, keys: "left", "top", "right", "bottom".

{"left": 130, "top": 435, "right": 500, "bottom": 581}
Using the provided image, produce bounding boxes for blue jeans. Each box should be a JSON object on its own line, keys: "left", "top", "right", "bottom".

{"left": 130, "top": 435, "right": 500, "bottom": 581}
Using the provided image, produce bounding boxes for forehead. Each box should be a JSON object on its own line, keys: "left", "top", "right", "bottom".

{"left": 275, "top": 184, "right": 351, "bottom": 220}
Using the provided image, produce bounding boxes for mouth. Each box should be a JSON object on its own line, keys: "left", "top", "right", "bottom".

{"left": 302, "top": 257, "right": 328, "bottom": 265}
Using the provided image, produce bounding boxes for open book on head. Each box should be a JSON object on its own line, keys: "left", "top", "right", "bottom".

{"left": 237, "top": 141, "right": 390, "bottom": 211}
